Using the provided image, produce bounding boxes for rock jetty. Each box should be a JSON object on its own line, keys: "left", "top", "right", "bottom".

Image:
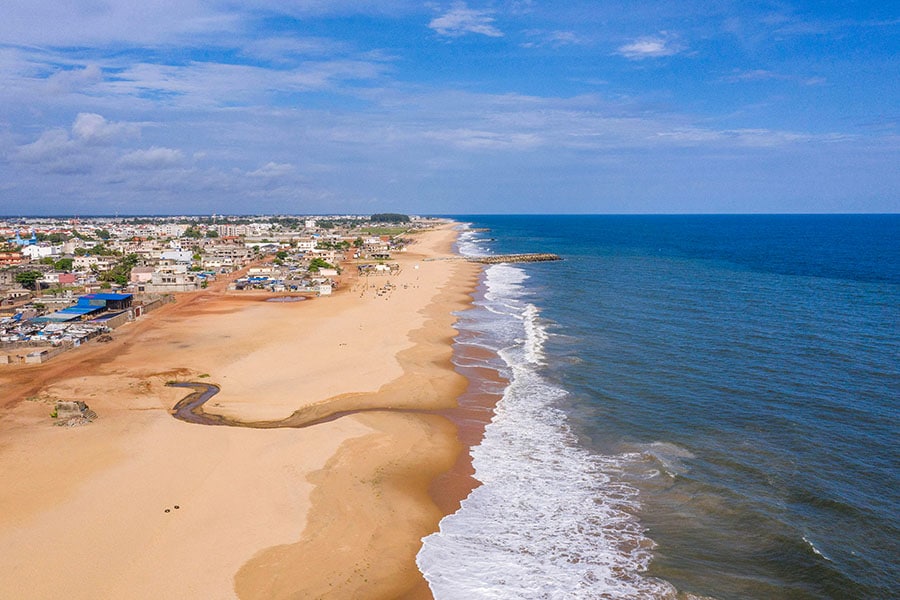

{"left": 467, "top": 253, "right": 561, "bottom": 264}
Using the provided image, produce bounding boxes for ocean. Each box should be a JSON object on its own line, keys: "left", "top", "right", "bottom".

{"left": 417, "top": 215, "right": 899, "bottom": 599}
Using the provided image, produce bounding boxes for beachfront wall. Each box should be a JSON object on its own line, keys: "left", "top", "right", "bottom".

{"left": 93, "top": 311, "right": 131, "bottom": 329}
{"left": 137, "top": 296, "right": 173, "bottom": 313}
{"left": 24, "top": 346, "right": 69, "bottom": 363}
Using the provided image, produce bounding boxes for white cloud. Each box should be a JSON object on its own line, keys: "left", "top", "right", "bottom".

{"left": 117, "top": 147, "right": 185, "bottom": 170}
{"left": 15, "top": 128, "right": 100, "bottom": 175}
{"left": 249, "top": 162, "right": 294, "bottom": 177}
{"left": 44, "top": 64, "right": 103, "bottom": 94}
{"left": 0, "top": 0, "right": 237, "bottom": 47}
{"left": 617, "top": 34, "right": 682, "bottom": 59}
{"left": 72, "top": 113, "right": 140, "bottom": 144}
{"left": 88, "top": 56, "right": 392, "bottom": 110}
{"left": 425, "top": 128, "right": 541, "bottom": 150}
{"left": 652, "top": 127, "right": 846, "bottom": 148}
{"left": 241, "top": 36, "right": 349, "bottom": 61}
{"left": 17, "top": 129, "right": 77, "bottom": 163}
{"left": 429, "top": 2, "right": 503, "bottom": 38}
{"left": 284, "top": 59, "right": 390, "bottom": 89}
{"left": 14, "top": 113, "right": 141, "bottom": 174}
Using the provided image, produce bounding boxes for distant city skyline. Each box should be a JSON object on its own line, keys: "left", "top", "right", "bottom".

{"left": 1, "top": 1, "right": 897, "bottom": 215}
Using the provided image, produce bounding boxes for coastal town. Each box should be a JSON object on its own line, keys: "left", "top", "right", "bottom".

{"left": 0, "top": 213, "right": 423, "bottom": 365}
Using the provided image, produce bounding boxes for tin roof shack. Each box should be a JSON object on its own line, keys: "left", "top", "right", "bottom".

{"left": 82, "top": 293, "right": 133, "bottom": 311}
{"left": 35, "top": 293, "right": 132, "bottom": 323}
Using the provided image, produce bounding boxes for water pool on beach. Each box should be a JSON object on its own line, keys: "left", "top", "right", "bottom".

{"left": 418, "top": 215, "right": 899, "bottom": 599}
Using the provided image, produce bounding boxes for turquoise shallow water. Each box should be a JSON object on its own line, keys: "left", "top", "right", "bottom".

{"left": 418, "top": 215, "right": 899, "bottom": 599}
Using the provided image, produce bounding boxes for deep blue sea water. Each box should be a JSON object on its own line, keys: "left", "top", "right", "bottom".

{"left": 418, "top": 215, "right": 899, "bottom": 599}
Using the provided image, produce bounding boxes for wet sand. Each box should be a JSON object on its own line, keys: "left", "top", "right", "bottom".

{"left": 0, "top": 224, "right": 481, "bottom": 599}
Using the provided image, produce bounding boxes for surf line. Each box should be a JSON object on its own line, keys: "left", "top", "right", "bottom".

{"left": 167, "top": 381, "right": 435, "bottom": 429}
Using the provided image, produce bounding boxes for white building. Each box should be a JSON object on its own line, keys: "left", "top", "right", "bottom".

{"left": 160, "top": 223, "right": 189, "bottom": 238}
{"left": 295, "top": 239, "right": 317, "bottom": 252}
{"left": 73, "top": 255, "right": 116, "bottom": 272}
{"left": 160, "top": 249, "right": 194, "bottom": 263}
{"left": 139, "top": 264, "right": 200, "bottom": 293}
{"left": 22, "top": 244, "right": 63, "bottom": 260}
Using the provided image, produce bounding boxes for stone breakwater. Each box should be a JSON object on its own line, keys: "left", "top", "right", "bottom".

{"left": 466, "top": 253, "right": 561, "bottom": 264}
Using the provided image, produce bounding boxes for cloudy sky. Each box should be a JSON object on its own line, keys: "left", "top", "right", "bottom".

{"left": 1, "top": 1, "right": 897, "bottom": 215}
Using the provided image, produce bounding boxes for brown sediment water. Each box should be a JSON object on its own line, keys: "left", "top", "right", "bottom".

{"left": 168, "top": 381, "right": 461, "bottom": 430}
{"left": 429, "top": 349, "right": 507, "bottom": 516}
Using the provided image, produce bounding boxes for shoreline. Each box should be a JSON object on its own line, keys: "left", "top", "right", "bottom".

{"left": 0, "top": 223, "right": 486, "bottom": 599}
{"left": 429, "top": 295, "right": 509, "bottom": 517}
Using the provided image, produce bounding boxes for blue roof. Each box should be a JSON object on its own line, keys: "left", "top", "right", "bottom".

{"left": 59, "top": 306, "right": 103, "bottom": 315}
{"left": 82, "top": 293, "right": 132, "bottom": 301}
{"left": 33, "top": 312, "right": 82, "bottom": 323}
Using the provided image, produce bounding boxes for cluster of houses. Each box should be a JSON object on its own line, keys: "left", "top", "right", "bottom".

{"left": 0, "top": 214, "right": 426, "bottom": 363}
{"left": 1, "top": 216, "right": 410, "bottom": 294}
{"left": 0, "top": 292, "right": 171, "bottom": 364}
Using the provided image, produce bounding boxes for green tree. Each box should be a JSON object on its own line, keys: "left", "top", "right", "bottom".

{"left": 96, "top": 229, "right": 111, "bottom": 240}
{"left": 308, "top": 258, "right": 335, "bottom": 273}
{"left": 205, "top": 230, "right": 219, "bottom": 238}
{"left": 37, "top": 232, "right": 69, "bottom": 243}
{"left": 90, "top": 244, "right": 119, "bottom": 256}
{"left": 370, "top": 213, "right": 410, "bottom": 223}
{"left": 54, "top": 258, "right": 74, "bottom": 271}
{"left": 14, "top": 270, "right": 43, "bottom": 291}
{"left": 99, "top": 253, "right": 139, "bottom": 286}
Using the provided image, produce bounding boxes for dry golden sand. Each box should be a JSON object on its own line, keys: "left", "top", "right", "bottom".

{"left": 0, "top": 224, "right": 480, "bottom": 599}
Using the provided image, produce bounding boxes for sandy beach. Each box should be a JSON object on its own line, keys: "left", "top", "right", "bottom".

{"left": 0, "top": 224, "right": 481, "bottom": 599}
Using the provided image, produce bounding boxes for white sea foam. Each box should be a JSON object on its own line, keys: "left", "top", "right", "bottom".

{"left": 638, "top": 442, "right": 696, "bottom": 478}
{"left": 417, "top": 261, "right": 678, "bottom": 599}
{"left": 803, "top": 536, "right": 833, "bottom": 562}
{"left": 457, "top": 227, "right": 491, "bottom": 258}
{"left": 522, "top": 303, "right": 547, "bottom": 365}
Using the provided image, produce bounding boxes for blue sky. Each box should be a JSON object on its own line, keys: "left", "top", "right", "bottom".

{"left": 1, "top": 1, "right": 897, "bottom": 215}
